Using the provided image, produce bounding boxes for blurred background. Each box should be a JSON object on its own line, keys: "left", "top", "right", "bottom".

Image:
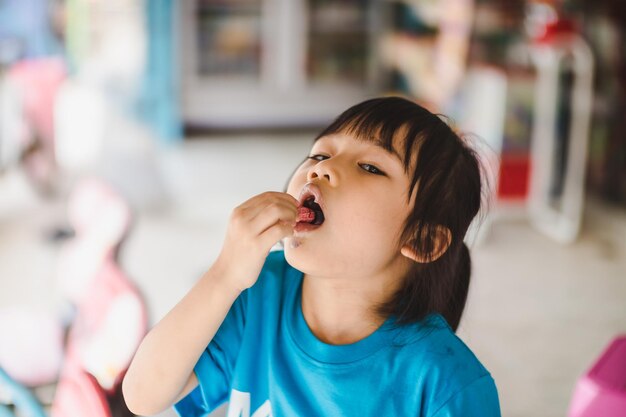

{"left": 0, "top": 0, "right": 625, "bottom": 416}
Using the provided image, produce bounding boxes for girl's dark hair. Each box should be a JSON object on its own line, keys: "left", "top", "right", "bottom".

{"left": 310, "top": 96, "right": 489, "bottom": 332}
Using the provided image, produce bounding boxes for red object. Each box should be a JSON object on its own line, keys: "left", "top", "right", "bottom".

{"left": 534, "top": 18, "right": 578, "bottom": 44}
{"left": 497, "top": 154, "right": 531, "bottom": 200}
{"left": 297, "top": 206, "right": 315, "bottom": 222}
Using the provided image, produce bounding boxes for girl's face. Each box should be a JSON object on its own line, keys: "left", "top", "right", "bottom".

{"left": 284, "top": 132, "right": 415, "bottom": 279}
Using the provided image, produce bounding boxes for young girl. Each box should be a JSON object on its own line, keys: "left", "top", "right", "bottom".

{"left": 123, "top": 97, "right": 501, "bottom": 417}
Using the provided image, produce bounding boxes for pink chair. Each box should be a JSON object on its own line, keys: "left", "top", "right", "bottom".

{"left": 51, "top": 178, "right": 147, "bottom": 417}
{"left": 568, "top": 335, "right": 626, "bottom": 417}
{"left": 51, "top": 257, "right": 147, "bottom": 417}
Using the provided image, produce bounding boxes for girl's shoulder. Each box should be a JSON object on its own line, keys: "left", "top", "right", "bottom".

{"left": 387, "top": 316, "right": 497, "bottom": 414}
{"left": 392, "top": 314, "right": 492, "bottom": 384}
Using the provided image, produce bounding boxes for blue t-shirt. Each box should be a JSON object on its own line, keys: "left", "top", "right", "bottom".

{"left": 175, "top": 250, "right": 501, "bottom": 417}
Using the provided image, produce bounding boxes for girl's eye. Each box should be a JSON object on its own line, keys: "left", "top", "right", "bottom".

{"left": 307, "top": 155, "right": 386, "bottom": 176}
{"left": 360, "top": 163, "right": 385, "bottom": 176}
{"left": 307, "top": 154, "right": 328, "bottom": 161}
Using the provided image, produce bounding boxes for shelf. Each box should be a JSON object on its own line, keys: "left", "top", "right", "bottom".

{"left": 179, "top": 0, "right": 380, "bottom": 127}
{"left": 196, "top": 0, "right": 260, "bottom": 15}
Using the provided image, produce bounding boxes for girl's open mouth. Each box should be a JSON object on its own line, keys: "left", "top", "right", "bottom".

{"left": 295, "top": 196, "right": 325, "bottom": 231}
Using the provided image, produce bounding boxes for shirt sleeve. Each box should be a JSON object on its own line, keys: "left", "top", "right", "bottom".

{"left": 428, "top": 374, "right": 502, "bottom": 417}
{"left": 173, "top": 290, "right": 248, "bottom": 417}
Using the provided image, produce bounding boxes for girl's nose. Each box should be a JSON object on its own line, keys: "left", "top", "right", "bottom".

{"left": 307, "top": 161, "right": 332, "bottom": 183}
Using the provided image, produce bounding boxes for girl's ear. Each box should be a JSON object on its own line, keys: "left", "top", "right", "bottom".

{"left": 401, "top": 226, "right": 452, "bottom": 263}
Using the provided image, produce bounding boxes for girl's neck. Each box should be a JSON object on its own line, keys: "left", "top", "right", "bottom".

{"left": 300, "top": 270, "right": 399, "bottom": 345}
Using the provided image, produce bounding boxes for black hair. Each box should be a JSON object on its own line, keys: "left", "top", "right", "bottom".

{"left": 307, "top": 96, "right": 490, "bottom": 332}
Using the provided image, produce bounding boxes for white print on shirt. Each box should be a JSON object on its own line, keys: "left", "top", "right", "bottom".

{"left": 228, "top": 390, "right": 273, "bottom": 417}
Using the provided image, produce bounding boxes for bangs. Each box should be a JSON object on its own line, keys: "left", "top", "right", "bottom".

{"left": 313, "top": 97, "right": 439, "bottom": 200}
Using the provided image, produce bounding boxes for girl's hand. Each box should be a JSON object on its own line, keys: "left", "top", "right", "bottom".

{"left": 212, "top": 191, "right": 298, "bottom": 292}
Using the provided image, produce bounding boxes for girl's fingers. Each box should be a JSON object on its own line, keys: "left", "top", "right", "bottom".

{"left": 235, "top": 192, "right": 297, "bottom": 221}
{"left": 240, "top": 191, "right": 296, "bottom": 221}
{"left": 228, "top": 193, "right": 297, "bottom": 241}
{"left": 258, "top": 219, "right": 295, "bottom": 249}
{"left": 216, "top": 192, "right": 298, "bottom": 291}
{"left": 249, "top": 201, "right": 297, "bottom": 236}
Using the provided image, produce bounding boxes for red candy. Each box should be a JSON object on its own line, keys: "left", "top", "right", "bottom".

{"left": 297, "top": 206, "right": 315, "bottom": 223}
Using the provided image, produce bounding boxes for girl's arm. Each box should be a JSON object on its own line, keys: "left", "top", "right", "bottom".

{"left": 122, "top": 192, "right": 298, "bottom": 415}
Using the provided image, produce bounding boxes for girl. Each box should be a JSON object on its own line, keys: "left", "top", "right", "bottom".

{"left": 123, "top": 97, "right": 501, "bottom": 416}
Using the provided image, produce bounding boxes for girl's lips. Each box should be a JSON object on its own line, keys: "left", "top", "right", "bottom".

{"left": 294, "top": 183, "right": 326, "bottom": 233}
{"left": 297, "top": 183, "right": 326, "bottom": 213}
{"left": 293, "top": 221, "right": 322, "bottom": 233}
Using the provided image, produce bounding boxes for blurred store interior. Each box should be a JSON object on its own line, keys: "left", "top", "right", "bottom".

{"left": 0, "top": 0, "right": 625, "bottom": 416}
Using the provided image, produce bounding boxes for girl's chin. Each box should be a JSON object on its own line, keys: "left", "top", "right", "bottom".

{"left": 283, "top": 237, "right": 337, "bottom": 264}
{"left": 283, "top": 236, "right": 301, "bottom": 250}
{"left": 283, "top": 236, "right": 318, "bottom": 259}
